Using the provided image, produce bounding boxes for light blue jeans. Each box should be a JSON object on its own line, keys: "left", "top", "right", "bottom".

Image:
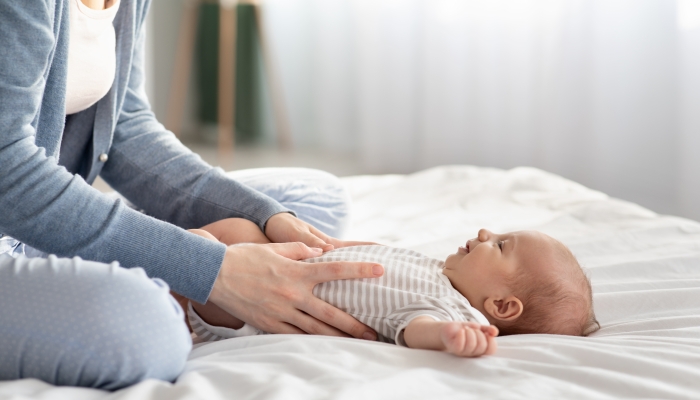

{"left": 0, "top": 168, "right": 350, "bottom": 390}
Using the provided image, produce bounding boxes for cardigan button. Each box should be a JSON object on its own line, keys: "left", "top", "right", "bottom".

{"left": 99, "top": 153, "right": 109, "bottom": 163}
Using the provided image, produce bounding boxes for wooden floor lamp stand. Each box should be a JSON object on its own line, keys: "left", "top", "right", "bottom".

{"left": 165, "top": 0, "right": 293, "bottom": 170}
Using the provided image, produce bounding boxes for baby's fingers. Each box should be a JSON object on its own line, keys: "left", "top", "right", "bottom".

{"left": 461, "top": 327, "right": 478, "bottom": 355}
{"left": 484, "top": 332, "right": 498, "bottom": 355}
{"left": 469, "top": 328, "right": 489, "bottom": 356}
{"left": 442, "top": 323, "right": 491, "bottom": 357}
{"left": 480, "top": 324, "right": 499, "bottom": 337}
{"left": 441, "top": 323, "right": 465, "bottom": 354}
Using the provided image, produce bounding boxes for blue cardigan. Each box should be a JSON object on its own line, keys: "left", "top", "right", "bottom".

{"left": 0, "top": 0, "right": 289, "bottom": 303}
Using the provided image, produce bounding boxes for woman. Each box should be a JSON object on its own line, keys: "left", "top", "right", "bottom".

{"left": 0, "top": 0, "right": 382, "bottom": 390}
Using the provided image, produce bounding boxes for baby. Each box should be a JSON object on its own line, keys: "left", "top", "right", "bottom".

{"left": 187, "top": 218, "right": 599, "bottom": 357}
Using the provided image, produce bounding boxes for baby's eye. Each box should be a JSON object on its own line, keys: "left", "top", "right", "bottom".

{"left": 498, "top": 241, "right": 504, "bottom": 251}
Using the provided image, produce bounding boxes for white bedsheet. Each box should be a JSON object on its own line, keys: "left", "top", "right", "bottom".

{"left": 2, "top": 166, "right": 699, "bottom": 399}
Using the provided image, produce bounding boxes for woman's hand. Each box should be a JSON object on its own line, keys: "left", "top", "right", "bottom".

{"left": 264, "top": 212, "right": 377, "bottom": 251}
{"left": 208, "top": 241, "right": 384, "bottom": 339}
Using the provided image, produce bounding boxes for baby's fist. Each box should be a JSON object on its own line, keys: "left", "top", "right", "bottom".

{"left": 440, "top": 322, "right": 498, "bottom": 357}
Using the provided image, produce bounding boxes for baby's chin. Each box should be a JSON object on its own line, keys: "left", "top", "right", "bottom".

{"left": 443, "top": 252, "right": 465, "bottom": 269}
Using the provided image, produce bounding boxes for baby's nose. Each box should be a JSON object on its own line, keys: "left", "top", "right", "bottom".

{"left": 477, "top": 229, "right": 492, "bottom": 241}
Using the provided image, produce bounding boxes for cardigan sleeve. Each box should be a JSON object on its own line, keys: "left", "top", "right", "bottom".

{"left": 100, "top": 1, "right": 292, "bottom": 232}
{"left": 0, "top": 1, "right": 227, "bottom": 303}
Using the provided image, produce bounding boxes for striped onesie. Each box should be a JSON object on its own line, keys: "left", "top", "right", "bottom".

{"left": 189, "top": 245, "right": 489, "bottom": 346}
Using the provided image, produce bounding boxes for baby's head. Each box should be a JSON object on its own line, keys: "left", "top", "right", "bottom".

{"left": 443, "top": 229, "right": 599, "bottom": 336}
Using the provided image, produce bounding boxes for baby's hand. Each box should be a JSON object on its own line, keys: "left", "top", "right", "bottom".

{"left": 440, "top": 321, "right": 498, "bottom": 357}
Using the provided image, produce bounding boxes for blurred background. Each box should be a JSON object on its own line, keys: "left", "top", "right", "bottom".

{"left": 139, "top": 0, "right": 700, "bottom": 220}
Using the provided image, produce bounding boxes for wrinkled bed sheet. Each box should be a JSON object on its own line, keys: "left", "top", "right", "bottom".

{"left": 2, "top": 166, "right": 699, "bottom": 399}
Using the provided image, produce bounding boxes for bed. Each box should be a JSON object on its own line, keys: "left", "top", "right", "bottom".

{"left": 2, "top": 165, "right": 699, "bottom": 399}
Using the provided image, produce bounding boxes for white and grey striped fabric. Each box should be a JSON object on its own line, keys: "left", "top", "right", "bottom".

{"left": 189, "top": 245, "right": 489, "bottom": 346}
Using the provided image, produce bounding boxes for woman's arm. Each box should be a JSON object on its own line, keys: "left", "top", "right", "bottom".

{"left": 0, "top": 1, "right": 226, "bottom": 304}
{"left": 100, "top": 10, "right": 290, "bottom": 232}
{"left": 185, "top": 219, "right": 274, "bottom": 330}
{"left": 403, "top": 317, "right": 498, "bottom": 357}
{"left": 0, "top": 2, "right": 382, "bottom": 340}
{"left": 100, "top": 8, "right": 351, "bottom": 252}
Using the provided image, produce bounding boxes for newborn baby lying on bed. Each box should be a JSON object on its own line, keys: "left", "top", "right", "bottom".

{"left": 188, "top": 218, "right": 599, "bottom": 357}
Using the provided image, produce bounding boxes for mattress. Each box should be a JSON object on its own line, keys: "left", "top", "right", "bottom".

{"left": 1, "top": 166, "right": 699, "bottom": 399}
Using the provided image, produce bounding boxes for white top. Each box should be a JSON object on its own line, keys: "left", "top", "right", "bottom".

{"left": 189, "top": 245, "right": 489, "bottom": 346}
{"left": 65, "top": 0, "right": 120, "bottom": 115}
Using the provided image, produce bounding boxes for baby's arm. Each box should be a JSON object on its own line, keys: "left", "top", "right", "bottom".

{"left": 403, "top": 316, "right": 498, "bottom": 357}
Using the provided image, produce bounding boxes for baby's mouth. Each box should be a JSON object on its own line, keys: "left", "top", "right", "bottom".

{"left": 458, "top": 241, "right": 473, "bottom": 255}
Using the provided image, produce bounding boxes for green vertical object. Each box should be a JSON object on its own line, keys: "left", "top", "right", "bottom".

{"left": 195, "top": 4, "right": 219, "bottom": 125}
{"left": 195, "top": 3, "right": 261, "bottom": 144}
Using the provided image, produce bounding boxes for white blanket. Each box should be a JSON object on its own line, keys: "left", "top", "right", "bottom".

{"left": 2, "top": 166, "right": 699, "bottom": 399}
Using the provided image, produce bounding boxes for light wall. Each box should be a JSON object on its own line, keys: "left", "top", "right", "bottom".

{"left": 146, "top": 0, "right": 200, "bottom": 142}
{"left": 258, "top": 0, "right": 700, "bottom": 220}
{"left": 144, "top": 0, "right": 700, "bottom": 221}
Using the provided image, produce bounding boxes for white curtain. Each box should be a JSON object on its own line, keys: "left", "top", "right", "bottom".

{"left": 260, "top": 0, "right": 700, "bottom": 220}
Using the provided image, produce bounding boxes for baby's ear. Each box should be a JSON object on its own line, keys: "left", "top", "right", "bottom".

{"left": 484, "top": 295, "right": 523, "bottom": 322}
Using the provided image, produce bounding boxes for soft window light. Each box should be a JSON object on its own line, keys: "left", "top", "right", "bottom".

{"left": 678, "top": 0, "right": 700, "bottom": 30}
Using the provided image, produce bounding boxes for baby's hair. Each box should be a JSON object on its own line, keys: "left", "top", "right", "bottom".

{"left": 500, "top": 238, "right": 599, "bottom": 336}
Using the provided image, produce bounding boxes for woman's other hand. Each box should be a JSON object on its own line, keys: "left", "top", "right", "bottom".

{"left": 265, "top": 212, "right": 378, "bottom": 251}
{"left": 209, "top": 241, "right": 384, "bottom": 339}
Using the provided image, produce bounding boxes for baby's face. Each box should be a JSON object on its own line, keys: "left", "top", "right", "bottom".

{"left": 443, "top": 229, "right": 555, "bottom": 313}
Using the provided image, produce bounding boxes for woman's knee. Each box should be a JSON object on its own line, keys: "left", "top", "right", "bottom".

{"left": 227, "top": 167, "right": 352, "bottom": 237}
{"left": 301, "top": 170, "right": 352, "bottom": 237}
{"left": 0, "top": 256, "right": 192, "bottom": 390}
{"left": 72, "top": 267, "right": 192, "bottom": 389}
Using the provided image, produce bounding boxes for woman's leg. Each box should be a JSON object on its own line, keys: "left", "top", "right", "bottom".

{"left": 198, "top": 218, "right": 271, "bottom": 245}
{"left": 227, "top": 168, "right": 351, "bottom": 238}
{"left": 0, "top": 254, "right": 192, "bottom": 390}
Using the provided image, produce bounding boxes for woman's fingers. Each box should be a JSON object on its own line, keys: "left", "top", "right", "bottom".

{"left": 300, "top": 297, "right": 375, "bottom": 340}
{"left": 307, "top": 224, "right": 380, "bottom": 249}
{"left": 210, "top": 243, "right": 382, "bottom": 339}
{"left": 264, "top": 212, "right": 378, "bottom": 253}
{"left": 263, "top": 242, "right": 324, "bottom": 260}
{"left": 307, "top": 226, "right": 335, "bottom": 250}
{"left": 305, "top": 261, "right": 384, "bottom": 282}
{"left": 293, "top": 225, "right": 333, "bottom": 251}
{"left": 298, "top": 262, "right": 383, "bottom": 339}
{"left": 265, "top": 213, "right": 334, "bottom": 251}
{"left": 268, "top": 321, "right": 307, "bottom": 335}
{"left": 328, "top": 238, "right": 381, "bottom": 248}
{"left": 288, "top": 307, "right": 352, "bottom": 337}
{"left": 301, "top": 231, "right": 334, "bottom": 252}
